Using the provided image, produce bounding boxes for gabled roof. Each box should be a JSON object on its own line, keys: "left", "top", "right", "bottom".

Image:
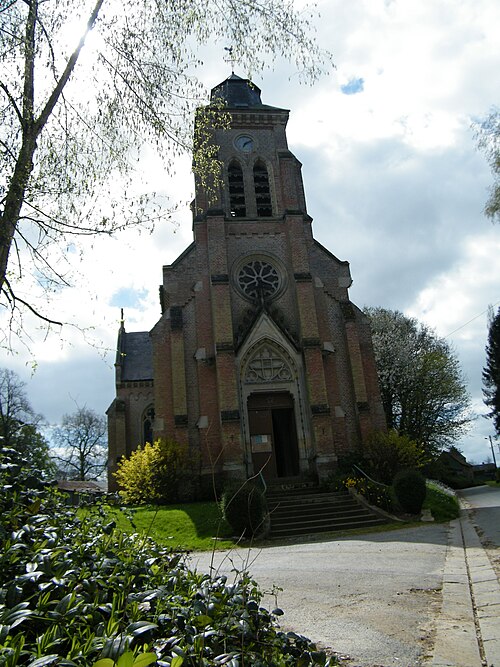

{"left": 120, "top": 331, "right": 153, "bottom": 382}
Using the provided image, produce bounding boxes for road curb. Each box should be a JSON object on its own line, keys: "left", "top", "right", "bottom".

{"left": 430, "top": 509, "right": 500, "bottom": 667}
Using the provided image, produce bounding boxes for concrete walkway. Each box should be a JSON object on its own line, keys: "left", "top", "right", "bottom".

{"left": 191, "top": 494, "right": 500, "bottom": 666}
{"left": 430, "top": 508, "right": 500, "bottom": 667}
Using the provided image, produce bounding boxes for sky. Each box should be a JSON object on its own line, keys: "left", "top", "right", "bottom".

{"left": 2, "top": 0, "right": 500, "bottom": 465}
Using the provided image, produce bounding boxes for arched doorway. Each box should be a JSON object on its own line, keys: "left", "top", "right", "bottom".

{"left": 247, "top": 392, "right": 300, "bottom": 482}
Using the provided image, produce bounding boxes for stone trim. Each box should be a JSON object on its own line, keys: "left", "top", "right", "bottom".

{"left": 174, "top": 414, "right": 188, "bottom": 426}
{"left": 294, "top": 272, "right": 312, "bottom": 282}
{"left": 311, "top": 403, "right": 331, "bottom": 415}
{"left": 211, "top": 274, "right": 229, "bottom": 285}
{"left": 340, "top": 301, "right": 356, "bottom": 321}
{"left": 216, "top": 342, "right": 234, "bottom": 352}
{"left": 221, "top": 409, "right": 240, "bottom": 422}
{"left": 302, "top": 338, "right": 321, "bottom": 348}
{"left": 170, "top": 305, "right": 183, "bottom": 330}
{"left": 117, "top": 380, "right": 154, "bottom": 388}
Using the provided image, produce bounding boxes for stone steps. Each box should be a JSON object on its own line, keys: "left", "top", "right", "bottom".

{"left": 266, "top": 486, "right": 386, "bottom": 537}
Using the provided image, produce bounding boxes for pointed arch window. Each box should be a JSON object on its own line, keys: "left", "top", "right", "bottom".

{"left": 253, "top": 161, "right": 272, "bottom": 216}
{"left": 228, "top": 161, "right": 246, "bottom": 217}
{"left": 142, "top": 405, "right": 155, "bottom": 445}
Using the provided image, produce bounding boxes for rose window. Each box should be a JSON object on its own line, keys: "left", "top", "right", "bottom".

{"left": 237, "top": 260, "right": 280, "bottom": 301}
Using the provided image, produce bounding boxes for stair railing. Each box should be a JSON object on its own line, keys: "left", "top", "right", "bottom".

{"left": 257, "top": 470, "right": 267, "bottom": 494}
{"left": 352, "top": 463, "right": 388, "bottom": 489}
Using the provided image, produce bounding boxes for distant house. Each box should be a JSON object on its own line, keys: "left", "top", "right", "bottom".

{"left": 57, "top": 480, "right": 106, "bottom": 505}
{"left": 472, "top": 462, "right": 497, "bottom": 482}
{"left": 437, "top": 447, "right": 474, "bottom": 485}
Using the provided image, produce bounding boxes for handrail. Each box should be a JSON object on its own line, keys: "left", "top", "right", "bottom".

{"left": 258, "top": 470, "right": 267, "bottom": 494}
{"left": 352, "top": 463, "right": 388, "bottom": 488}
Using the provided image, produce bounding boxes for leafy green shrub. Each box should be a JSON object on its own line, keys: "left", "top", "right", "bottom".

{"left": 115, "top": 439, "right": 197, "bottom": 504}
{"left": 392, "top": 468, "right": 427, "bottom": 514}
{"left": 364, "top": 430, "right": 426, "bottom": 484}
{"left": 220, "top": 480, "right": 267, "bottom": 538}
{"left": 0, "top": 463, "right": 337, "bottom": 667}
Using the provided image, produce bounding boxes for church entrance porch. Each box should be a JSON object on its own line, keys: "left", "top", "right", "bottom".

{"left": 247, "top": 392, "right": 300, "bottom": 482}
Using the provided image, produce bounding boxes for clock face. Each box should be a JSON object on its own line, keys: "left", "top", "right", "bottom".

{"left": 235, "top": 135, "right": 254, "bottom": 152}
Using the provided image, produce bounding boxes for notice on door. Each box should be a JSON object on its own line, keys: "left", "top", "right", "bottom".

{"left": 251, "top": 434, "right": 272, "bottom": 453}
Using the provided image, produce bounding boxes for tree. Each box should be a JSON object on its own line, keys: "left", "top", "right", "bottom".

{"left": 365, "top": 307, "right": 472, "bottom": 456}
{"left": 53, "top": 406, "right": 107, "bottom": 480}
{"left": 483, "top": 306, "right": 500, "bottom": 436}
{"left": 0, "top": 367, "right": 55, "bottom": 475}
{"left": 475, "top": 108, "right": 500, "bottom": 223}
{"left": 0, "top": 0, "right": 332, "bottom": 343}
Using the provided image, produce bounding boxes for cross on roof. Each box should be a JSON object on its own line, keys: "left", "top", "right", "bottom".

{"left": 224, "top": 46, "right": 237, "bottom": 74}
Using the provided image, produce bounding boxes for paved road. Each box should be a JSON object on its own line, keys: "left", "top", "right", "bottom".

{"left": 459, "top": 484, "right": 500, "bottom": 555}
{"left": 191, "top": 524, "right": 449, "bottom": 667}
{"left": 191, "top": 491, "right": 500, "bottom": 667}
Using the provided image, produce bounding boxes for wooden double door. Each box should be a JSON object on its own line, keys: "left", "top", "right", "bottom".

{"left": 247, "top": 392, "right": 300, "bottom": 482}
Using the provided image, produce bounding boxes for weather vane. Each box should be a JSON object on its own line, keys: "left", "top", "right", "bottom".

{"left": 224, "top": 46, "right": 237, "bottom": 74}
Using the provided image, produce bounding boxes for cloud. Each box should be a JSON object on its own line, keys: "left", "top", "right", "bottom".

{"left": 2, "top": 0, "right": 500, "bottom": 464}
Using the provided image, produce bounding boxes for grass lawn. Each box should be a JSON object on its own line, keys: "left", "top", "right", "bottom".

{"left": 91, "top": 479, "right": 460, "bottom": 552}
{"left": 423, "top": 482, "right": 460, "bottom": 522}
{"left": 105, "top": 501, "right": 238, "bottom": 551}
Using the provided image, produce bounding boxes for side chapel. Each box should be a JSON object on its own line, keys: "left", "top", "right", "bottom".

{"left": 107, "top": 74, "right": 386, "bottom": 493}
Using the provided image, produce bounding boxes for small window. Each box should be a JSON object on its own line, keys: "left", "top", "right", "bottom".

{"left": 253, "top": 162, "right": 272, "bottom": 216}
{"left": 228, "top": 161, "right": 246, "bottom": 217}
{"left": 142, "top": 405, "right": 155, "bottom": 445}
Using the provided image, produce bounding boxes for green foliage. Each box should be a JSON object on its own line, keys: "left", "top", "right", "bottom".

{"left": 364, "top": 430, "right": 426, "bottom": 485}
{"left": 474, "top": 107, "right": 500, "bottom": 223}
{"left": 483, "top": 306, "right": 500, "bottom": 437}
{"left": 220, "top": 480, "right": 267, "bottom": 538}
{"left": 0, "top": 463, "right": 337, "bottom": 667}
{"left": 0, "top": 368, "right": 55, "bottom": 478}
{"left": 392, "top": 469, "right": 427, "bottom": 514}
{"left": 115, "top": 439, "right": 197, "bottom": 505}
{"left": 365, "top": 307, "right": 472, "bottom": 455}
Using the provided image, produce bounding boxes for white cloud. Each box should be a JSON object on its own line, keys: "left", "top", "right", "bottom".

{"left": 2, "top": 0, "right": 500, "bottom": 463}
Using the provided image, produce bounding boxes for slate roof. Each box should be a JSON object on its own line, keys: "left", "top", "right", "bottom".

{"left": 210, "top": 73, "right": 286, "bottom": 112}
{"left": 120, "top": 331, "right": 153, "bottom": 382}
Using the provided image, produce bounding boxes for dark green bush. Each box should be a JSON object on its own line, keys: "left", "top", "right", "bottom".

{"left": 392, "top": 468, "right": 427, "bottom": 514}
{"left": 220, "top": 480, "right": 267, "bottom": 538}
{"left": 364, "top": 430, "right": 426, "bottom": 485}
{"left": 0, "top": 456, "right": 337, "bottom": 667}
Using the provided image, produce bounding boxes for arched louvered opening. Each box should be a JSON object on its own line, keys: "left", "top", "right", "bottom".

{"left": 253, "top": 162, "right": 272, "bottom": 216}
{"left": 228, "top": 161, "right": 246, "bottom": 217}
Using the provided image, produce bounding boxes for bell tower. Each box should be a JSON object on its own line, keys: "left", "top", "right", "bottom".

{"left": 194, "top": 74, "right": 307, "bottom": 220}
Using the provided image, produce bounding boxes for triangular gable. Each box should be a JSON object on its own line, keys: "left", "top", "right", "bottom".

{"left": 237, "top": 310, "right": 300, "bottom": 375}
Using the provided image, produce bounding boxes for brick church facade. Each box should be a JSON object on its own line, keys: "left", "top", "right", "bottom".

{"left": 107, "top": 74, "right": 386, "bottom": 493}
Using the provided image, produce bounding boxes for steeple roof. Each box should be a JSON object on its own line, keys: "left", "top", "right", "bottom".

{"left": 210, "top": 74, "right": 285, "bottom": 111}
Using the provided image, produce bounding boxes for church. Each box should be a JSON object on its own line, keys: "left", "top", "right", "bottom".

{"left": 107, "top": 74, "right": 386, "bottom": 494}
